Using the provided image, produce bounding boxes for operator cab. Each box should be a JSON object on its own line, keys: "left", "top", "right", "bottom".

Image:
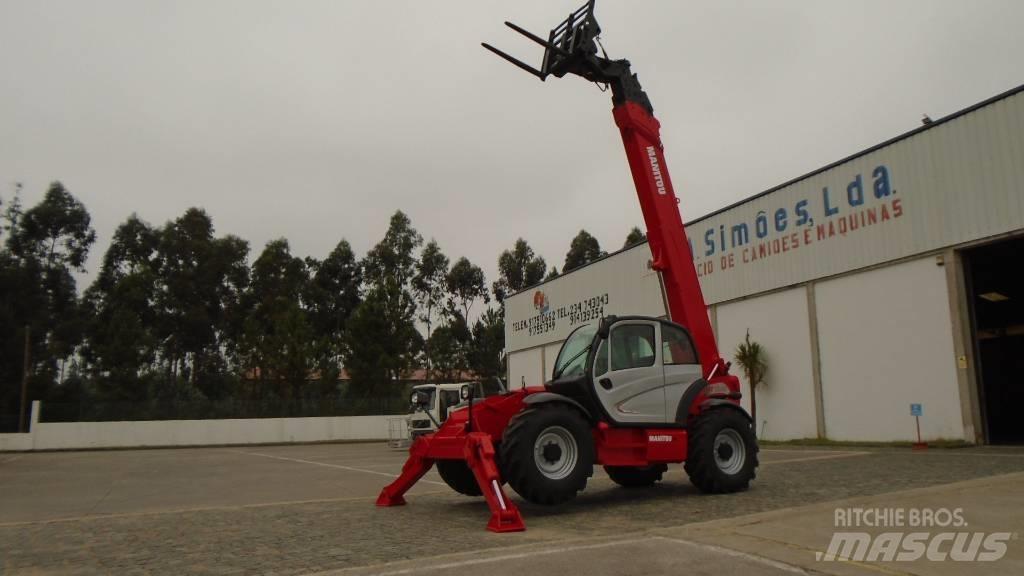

{"left": 548, "top": 315, "right": 704, "bottom": 426}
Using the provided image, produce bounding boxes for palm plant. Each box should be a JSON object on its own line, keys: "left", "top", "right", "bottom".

{"left": 733, "top": 330, "right": 767, "bottom": 436}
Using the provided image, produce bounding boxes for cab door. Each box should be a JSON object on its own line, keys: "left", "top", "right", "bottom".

{"left": 660, "top": 323, "right": 703, "bottom": 423}
{"left": 592, "top": 320, "right": 666, "bottom": 425}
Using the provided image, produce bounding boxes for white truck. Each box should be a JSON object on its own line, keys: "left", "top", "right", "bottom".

{"left": 387, "top": 379, "right": 507, "bottom": 447}
{"left": 406, "top": 382, "right": 481, "bottom": 439}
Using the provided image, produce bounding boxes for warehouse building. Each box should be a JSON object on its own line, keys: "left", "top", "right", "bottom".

{"left": 504, "top": 84, "right": 1024, "bottom": 444}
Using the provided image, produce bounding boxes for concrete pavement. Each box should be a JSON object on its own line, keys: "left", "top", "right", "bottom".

{"left": 337, "top": 470, "right": 1023, "bottom": 576}
{"left": 1, "top": 444, "right": 1022, "bottom": 574}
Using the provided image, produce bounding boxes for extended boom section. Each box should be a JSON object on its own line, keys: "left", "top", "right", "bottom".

{"left": 611, "top": 103, "right": 730, "bottom": 382}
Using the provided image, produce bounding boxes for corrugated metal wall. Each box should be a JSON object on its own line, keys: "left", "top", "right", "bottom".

{"left": 686, "top": 88, "right": 1024, "bottom": 304}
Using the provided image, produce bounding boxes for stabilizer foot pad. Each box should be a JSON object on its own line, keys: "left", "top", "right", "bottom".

{"left": 487, "top": 511, "right": 527, "bottom": 532}
{"left": 375, "top": 492, "right": 407, "bottom": 507}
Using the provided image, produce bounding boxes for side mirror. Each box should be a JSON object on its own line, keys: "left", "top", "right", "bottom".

{"left": 460, "top": 385, "right": 472, "bottom": 401}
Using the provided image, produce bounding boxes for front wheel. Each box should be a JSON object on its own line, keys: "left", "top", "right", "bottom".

{"left": 684, "top": 408, "right": 759, "bottom": 493}
{"left": 500, "top": 404, "right": 594, "bottom": 506}
{"left": 436, "top": 460, "right": 482, "bottom": 496}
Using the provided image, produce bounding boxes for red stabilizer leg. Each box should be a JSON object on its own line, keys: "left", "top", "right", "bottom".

{"left": 464, "top": 432, "right": 526, "bottom": 532}
{"left": 377, "top": 437, "right": 434, "bottom": 506}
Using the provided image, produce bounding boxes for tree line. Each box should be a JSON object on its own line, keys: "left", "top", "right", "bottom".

{"left": 0, "top": 182, "right": 646, "bottom": 425}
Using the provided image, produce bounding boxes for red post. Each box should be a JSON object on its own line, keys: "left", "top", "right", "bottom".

{"left": 912, "top": 415, "right": 928, "bottom": 451}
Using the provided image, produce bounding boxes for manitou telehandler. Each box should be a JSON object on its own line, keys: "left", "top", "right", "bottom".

{"left": 377, "top": 1, "right": 758, "bottom": 532}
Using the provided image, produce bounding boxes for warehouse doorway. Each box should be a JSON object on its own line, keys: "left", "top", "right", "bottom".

{"left": 964, "top": 236, "right": 1024, "bottom": 444}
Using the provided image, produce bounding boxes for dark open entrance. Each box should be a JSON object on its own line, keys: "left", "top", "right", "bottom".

{"left": 964, "top": 235, "right": 1024, "bottom": 444}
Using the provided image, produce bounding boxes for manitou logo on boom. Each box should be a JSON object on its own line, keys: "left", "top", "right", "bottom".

{"left": 648, "top": 435, "right": 673, "bottom": 442}
{"left": 646, "top": 146, "right": 667, "bottom": 195}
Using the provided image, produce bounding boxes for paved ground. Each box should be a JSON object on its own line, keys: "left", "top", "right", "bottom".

{"left": 1, "top": 443, "right": 1022, "bottom": 575}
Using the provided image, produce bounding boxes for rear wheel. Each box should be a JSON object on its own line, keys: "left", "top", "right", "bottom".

{"left": 604, "top": 464, "right": 667, "bottom": 488}
{"left": 684, "top": 408, "right": 759, "bottom": 493}
{"left": 436, "top": 460, "right": 482, "bottom": 496}
{"left": 500, "top": 404, "right": 594, "bottom": 505}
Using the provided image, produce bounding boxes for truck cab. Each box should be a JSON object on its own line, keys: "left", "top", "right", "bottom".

{"left": 547, "top": 315, "right": 725, "bottom": 426}
{"left": 407, "top": 382, "right": 482, "bottom": 438}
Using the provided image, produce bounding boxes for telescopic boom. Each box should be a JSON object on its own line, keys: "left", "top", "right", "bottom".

{"left": 482, "top": 0, "right": 731, "bottom": 381}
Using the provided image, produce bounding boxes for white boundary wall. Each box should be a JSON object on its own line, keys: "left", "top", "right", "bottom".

{"left": 0, "top": 402, "right": 391, "bottom": 452}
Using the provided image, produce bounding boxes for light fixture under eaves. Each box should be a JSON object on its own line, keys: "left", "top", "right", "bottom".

{"left": 979, "top": 292, "right": 1010, "bottom": 302}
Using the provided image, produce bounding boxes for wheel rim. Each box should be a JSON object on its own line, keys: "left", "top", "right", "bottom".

{"left": 533, "top": 425, "right": 578, "bottom": 480}
{"left": 714, "top": 428, "right": 746, "bottom": 475}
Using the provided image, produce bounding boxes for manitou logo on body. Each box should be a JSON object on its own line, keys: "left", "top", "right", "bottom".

{"left": 646, "top": 146, "right": 667, "bottom": 195}
{"left": 648, "top": 435, "right": 673, "bottom": 442}
{"left": 816, "top": 507, "right": 1014, "bottom": 563}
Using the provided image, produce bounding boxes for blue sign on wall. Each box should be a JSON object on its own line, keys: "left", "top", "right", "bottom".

{"left": 910, "top": 403, "right": 923, "bottom": 417}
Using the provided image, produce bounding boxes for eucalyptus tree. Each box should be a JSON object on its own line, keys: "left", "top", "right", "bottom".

{"left": 305, "top": 239, "right": 362, "bottom": 386}
{"left": 342, "top": 283, "right": 423, "bottom": 397}
{"left": 446, "top": 256, "right": 488, "bottom": 321}
{"left": 563, "top": 229, "right": 604, "bottom": 272}
{"left": 468, "top": 307, "right": 505, "bottom": 380}
{"left": 154, "top": 208, "right": 249, "bottom": 395}
{"left": 343, "top": 211, "right": 423, "bottom": 396}
{"left": 81, "top": 214, "right": 160, "bottom": 400}
{"left": 240, "top": 239, "right": 313, "bottom": 403}
{"left": 6, "top": 182, "right": 95, "bottom": 390}
{"left": 413, "top": 239, "right": 449, "bottom": 376}
{"left": 492, "top": 238, "right": 546, "bottom": 303}
{"left": 623, "top": 226, "right": 646, "bottom": 247}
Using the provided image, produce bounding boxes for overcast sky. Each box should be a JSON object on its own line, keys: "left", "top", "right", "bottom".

{"left": 2, "top": 0, "right": 1021, "bottom": 298}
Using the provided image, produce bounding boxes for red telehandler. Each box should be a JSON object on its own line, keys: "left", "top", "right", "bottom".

{"left": 377, "top": 1, "right": 758, "bottom": 532}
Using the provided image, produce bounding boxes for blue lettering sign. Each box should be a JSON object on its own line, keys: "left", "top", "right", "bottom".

{"left": 755, "top": 211, "right": 769, "bottom": 239}
{"left": 774, "top": 207, "right": 787, "bottom": 232}
{"left": 847, "top": 174, "right": 864, "bottom": 206}
{"left": 823, "top": 187, "right": 839, "bottom": 216}
{"left": 704, "top": 228, "right": 715, "bottom": 256}
{"left": 873, "top": 165, "right": 892, "bottom": 198}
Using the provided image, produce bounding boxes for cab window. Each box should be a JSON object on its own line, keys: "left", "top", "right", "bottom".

{"left": 553, "top": 324, "right": 597, "bottom": 379}
{"left": 662, "top": 324, "right": 698, "bottom": 365}
{"left": 440, "top": 389, "right": 461, "bottom": 418}
{"left": 610, "top": 324, "right": 656, "bottom": 371}
{"left": 593, "top": 338, "right": 609, "bottom": 376}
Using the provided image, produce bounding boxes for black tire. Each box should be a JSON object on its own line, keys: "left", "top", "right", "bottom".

{"left": 684, "top": 408, "right": 759, "bottom": 493}
{"left": 604, "top": 464, "right": 668, "bottom": 488}
{"left": 500, "top": 404, "right": 594, "bottom": 506}
{"left": 436, "top": 460, "right": 482, "bottom": 496}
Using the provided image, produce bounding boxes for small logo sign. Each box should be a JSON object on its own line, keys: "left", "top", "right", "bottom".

{"left": 911, "top": 403, "right": 923, "bottom": 417}
{"left": 817, "top": 507, "right": 1012, "bottom": 563}
{"left": 533, "top": 290, "right": 549, "bottom": 314}
{"left": 646, "top": 145, "right": 667, "bottom": 195}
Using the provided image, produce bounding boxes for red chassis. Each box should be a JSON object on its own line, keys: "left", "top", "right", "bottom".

{"left": 377, "top": 387, "right": 692, "bottom": 532}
